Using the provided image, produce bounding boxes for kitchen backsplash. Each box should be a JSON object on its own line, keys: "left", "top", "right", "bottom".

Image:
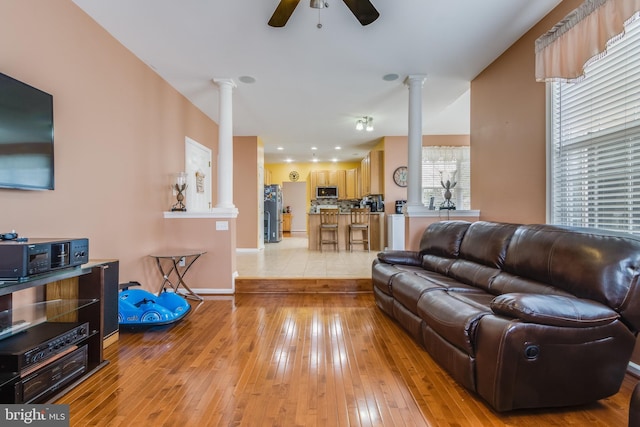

{"left": 309, "top": 199, "right": 362, "bottom": 213}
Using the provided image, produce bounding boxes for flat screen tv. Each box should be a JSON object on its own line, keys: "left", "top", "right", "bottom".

{"left": 0, "top": 72, "right": 54, "bottom": 190}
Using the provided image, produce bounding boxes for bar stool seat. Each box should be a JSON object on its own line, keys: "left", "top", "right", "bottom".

{"left": 319, "top": 208, "right": 339, "bottom": 251}
{"left": 349, "top": 208, "right": 370, "bottom": 251}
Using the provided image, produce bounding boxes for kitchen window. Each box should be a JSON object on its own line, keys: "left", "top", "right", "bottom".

{"left": 422, "top": 146, "right": 470, "bottom": 210}
{"left": 549, "top": 16, "right": 640, "bottom": 233}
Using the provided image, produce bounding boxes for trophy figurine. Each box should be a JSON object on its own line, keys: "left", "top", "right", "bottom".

{"left": 171, "top": 172, "right": 187, "bottom": 212}
{"left": 440, "top": 170, "right": 457, "bottom": 210}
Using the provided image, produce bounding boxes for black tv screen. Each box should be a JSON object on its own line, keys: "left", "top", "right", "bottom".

{"left": 0, "top": 72, "right": 54, "bottom": 190}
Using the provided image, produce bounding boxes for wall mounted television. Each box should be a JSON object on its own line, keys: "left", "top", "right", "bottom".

{"left": 0, "top": 72, "right": 54, "bottom": 190}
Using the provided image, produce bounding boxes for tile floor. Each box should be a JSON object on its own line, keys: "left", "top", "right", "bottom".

{"left": 236, "top": 233, "right": 379, "bottom": 278}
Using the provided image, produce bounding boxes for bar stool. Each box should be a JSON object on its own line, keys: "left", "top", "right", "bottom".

{"left": 348, "top": 207, "right": 370, "bottom": 251}
{"left": 319, "top": 208, "right": 339, "bottom": 251}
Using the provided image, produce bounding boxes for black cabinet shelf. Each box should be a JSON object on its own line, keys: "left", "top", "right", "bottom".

{"left": 0, "top": 261, "right": 117, "bottom": 404}
{"left": 0, "top": 298, "right": 98, "bottom": 341}
{"left": 0, "top": 266, "right": 92, "bottom": 297}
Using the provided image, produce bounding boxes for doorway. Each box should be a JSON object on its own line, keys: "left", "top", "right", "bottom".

{"left": 282, "top": 181, "right": 307, "bottom": 234}
{"left": 184, "top": 136, "right": 212, "bottom": 212}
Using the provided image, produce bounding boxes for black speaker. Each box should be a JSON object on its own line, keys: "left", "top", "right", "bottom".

{"left": 102, "top": 261, "right": 120, "bottom": 338}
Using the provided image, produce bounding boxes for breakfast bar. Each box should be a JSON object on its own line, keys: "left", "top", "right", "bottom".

{"left": 308, "top": 212, "right": 385, "bottom": 251}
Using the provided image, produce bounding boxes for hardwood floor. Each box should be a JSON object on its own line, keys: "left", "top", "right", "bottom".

{"left": 56, "top": 293, "right": 635, "bottom": 426}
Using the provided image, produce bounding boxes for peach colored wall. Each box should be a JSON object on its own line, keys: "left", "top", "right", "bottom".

{"left": 382, "top": 135, "right": 470, "bottom": 215}
{"left": 234, "top": 136, "right": 261, "bottom": 249}
{"left": 162, "top": 217, "right": 236, "bottom": 293}
{"left": 470, "top": 0, "right": 582, "bottom": 224}
{"left": 0, "top": 0, "right": 220, "bottom": 289}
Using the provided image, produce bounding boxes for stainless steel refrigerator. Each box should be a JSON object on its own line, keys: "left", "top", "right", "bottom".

{"left": 264, "top": 184, "right": 282, "bottom": 243}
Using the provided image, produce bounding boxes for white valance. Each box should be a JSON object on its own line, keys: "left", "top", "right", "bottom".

{"left": 535, "top": 0, "right": 640, "bottom": 82}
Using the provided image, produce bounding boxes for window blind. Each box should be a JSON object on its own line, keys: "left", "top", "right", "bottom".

{"left": 550, "top": 16, "right": 640, "bottom": 233}
{"left": 422, "top": 146, "right": 471, "bottom": 210}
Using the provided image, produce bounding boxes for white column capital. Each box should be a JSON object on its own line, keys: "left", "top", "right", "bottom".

{"left": 403, "top": 74, "right": 427, "bottom": 87}
{"left": 213, "top": 78, "right": 237, "bottom": 89}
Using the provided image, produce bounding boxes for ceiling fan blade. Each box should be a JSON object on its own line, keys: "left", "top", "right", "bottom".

{"left": 342, "top": 0, "right": 379, "bottom": 26}
{"left": 268, "top": 0, "right": 301, "bottom": 27}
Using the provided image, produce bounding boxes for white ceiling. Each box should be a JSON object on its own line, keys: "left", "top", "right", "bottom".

{"left": 72, "top": 0, "right": 561, "bottom": 163}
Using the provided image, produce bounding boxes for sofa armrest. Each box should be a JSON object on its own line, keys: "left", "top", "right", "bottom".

{"left": 377, "top": 250, "right": 422, "bottom": 267}
{"left": 490, "top": 293, "right": 619, "bottom": 328}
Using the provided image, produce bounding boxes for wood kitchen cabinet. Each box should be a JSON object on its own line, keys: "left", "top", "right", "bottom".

{"left": 307, "top": 212, "right": 385, "bottom": 251}
{"left": 361, "top": 150, "right": 384, "bottom": 195}
{"left": 345, "top": 168, "right": 358, "bottom": 199}
{"left": 310, "top": 170, "right": 348, "bottom": 199}
{"left": 283, "top": 213, "right": 292, "bottom": 232}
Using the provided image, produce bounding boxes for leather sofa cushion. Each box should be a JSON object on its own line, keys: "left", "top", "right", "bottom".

{"left": 458, "top": 221, "right": 518, "bottom": 268}
{"left": 418, "top": 220, "right": 470, "bottom": 257}
{"left": 377, "top": 250, "right": 422, "bottom": 267}
{"left": 417, "top": 290, "right": 494, "bottom": 355}
{"left": 372, "top": 260, "right": 424, "bottom": 296}
{"left": 491, "top": 293, "right": 619, "bottom": 327}
{"left": 490, "top": 272, "right": 574, "bottom": 297}
{"left": 392, "top": 272, "right": 446, "bottom": 314}
{"left": 504, "top": 224, "right": 640, "bottom": 319}
{"left": 448, "top": 259, "right": 501, "bottom": 292}
{"left": 421, "top": 254, "right": 456, "bottom": 275}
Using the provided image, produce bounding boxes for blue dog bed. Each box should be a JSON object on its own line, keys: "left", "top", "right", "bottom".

{"left": 118, "top": 282, "right": 191, "bottom": 327}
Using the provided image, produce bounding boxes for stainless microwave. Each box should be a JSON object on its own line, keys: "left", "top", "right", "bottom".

{"left": 316, "top": 186, "right": 338, "bottom": 199}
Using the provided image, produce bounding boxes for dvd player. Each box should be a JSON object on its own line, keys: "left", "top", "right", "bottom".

{"left": 0, "top": 238, "right": 89, "bottom": 279}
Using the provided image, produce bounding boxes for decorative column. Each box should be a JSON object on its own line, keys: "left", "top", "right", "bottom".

{"left": 213, "top": 78, "right": 237, "bottom": 209}
{"left": 404, "top": 74, "right": 427, "bottom": 210}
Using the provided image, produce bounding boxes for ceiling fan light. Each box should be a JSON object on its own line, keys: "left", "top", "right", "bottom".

{"left": 310, "top": 0, "right": 325, "bottom": 9}
{"left": 356, "top": 119, "right": 364, "bottom": 131}
{"left": 366, "top": 117, "right": 374, "bottom": 132}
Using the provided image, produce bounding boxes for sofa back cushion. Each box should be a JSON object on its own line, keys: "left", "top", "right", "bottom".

{"left": 457, "top": 222, "right": 519, "bottom": 268}
{"left": 504, "top": 224, "right": 640, "bottom": 331}
{"left": 419, "top": 221, "right": 471, "bottom": 257}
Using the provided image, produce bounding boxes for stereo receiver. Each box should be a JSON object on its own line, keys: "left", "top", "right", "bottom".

{"left": 0, "top": 238, "right": 88, "bottom": 280}
{"left": 0, "top": 321, "right": 89, "bottom": 372}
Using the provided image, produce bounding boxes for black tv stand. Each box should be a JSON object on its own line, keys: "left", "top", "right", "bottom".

{"left": 0, "top": 261, "right": 117, "bottom": 403}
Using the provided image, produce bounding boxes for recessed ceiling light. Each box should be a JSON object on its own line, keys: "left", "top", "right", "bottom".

{"left": 239, "top": 75, "right": 256, "bottom": 84}
{"left": 311, "top": 147, "right": 317, "bottom": 150}
{"left": 335, "top": 146, "right": 341, "bottom": 150}
{"left": 312, "top": 158, "right": 319, "bottom": 163}
{"left": 277, "top": 146, "right": 284, "bottom": 150}
{"left": 382, "top": 73, "right": 400, "bottom": 81}
{"left": 286, "top": 158, "right": 292, "bottom": 163}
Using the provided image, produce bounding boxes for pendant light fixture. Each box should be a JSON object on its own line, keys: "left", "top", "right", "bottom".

{"left": 356, "top": 116, "right": 374, "bottom": 132}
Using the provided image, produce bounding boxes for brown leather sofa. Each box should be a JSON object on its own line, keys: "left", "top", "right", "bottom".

{"left": 372, "top": 220, "right": 640, "bottom": 412}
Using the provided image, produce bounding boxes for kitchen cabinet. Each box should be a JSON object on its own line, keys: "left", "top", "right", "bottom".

{"left": 361, "top": 150, "right": 384, "bottom": 196}
{"left": 334, "top": 170, "right": 346, "bottom": 199}
{"left": 307, "top": 212, "right": 385, "bottom": 251}
{"left": 345, "top": 168, "right": 358, "bottom": 199}
{"left": 310, "top": 170, "right": 348, "bottom": 199}
{"left": 283, "top": 213, "right": 292, "bottom": 232}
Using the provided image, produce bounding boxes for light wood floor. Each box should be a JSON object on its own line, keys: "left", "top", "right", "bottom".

{"left": 57, "top": 293, "right": 635, "bottom": 426}
{"left": 236, "top": 233, "right": 378, "bottom": 279}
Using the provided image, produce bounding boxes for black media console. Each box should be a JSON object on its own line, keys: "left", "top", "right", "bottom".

{"left": 0, "top": 261, "right": 118, "bottom": 403}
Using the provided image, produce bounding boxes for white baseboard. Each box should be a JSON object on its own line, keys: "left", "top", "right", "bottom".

{"left": 236, "top": 248, "right": 261, "bottom": 253}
